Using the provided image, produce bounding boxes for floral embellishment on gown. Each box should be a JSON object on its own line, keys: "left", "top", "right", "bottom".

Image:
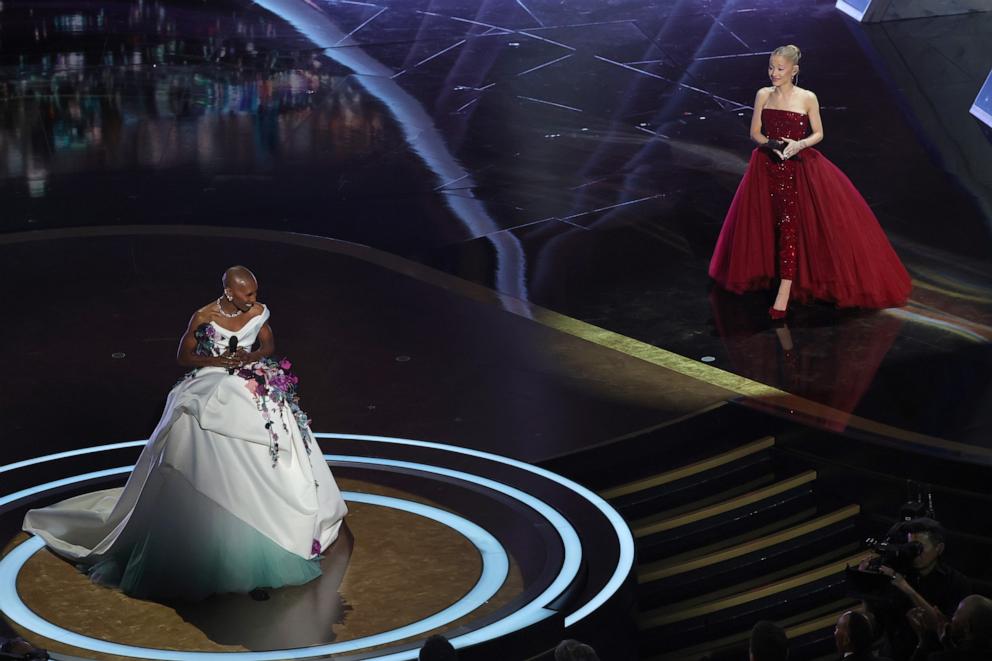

{"left": 186, "top": 324, "right": 317, "bottom": 466}
{"left": 193, "top": 323, "right": 218, "bottom": 356}
{"left": 236, "top": 357, "right": 314, "bottom": 465}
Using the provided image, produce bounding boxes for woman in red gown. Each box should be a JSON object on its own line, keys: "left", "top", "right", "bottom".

{"left": 708, "top": 45, "right": 911, "bottom": 318}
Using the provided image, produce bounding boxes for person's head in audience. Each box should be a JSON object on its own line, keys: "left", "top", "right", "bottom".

{"left": 902, "top": 517, "right": 946, "bottom": 576}
{"left": 945, "top": 595, "right": 992, "bottom": 651}
{"left": 419, "top": 634, "right": 457, "bottom": 661}
{"left": 834, "top": 610, "right": 873, "bottom": 656}
{"left": 554, "top": 639, "right": 600, "bottom": 661}
{"left": 749, "top": 621, "right": 788, "bottom": 661}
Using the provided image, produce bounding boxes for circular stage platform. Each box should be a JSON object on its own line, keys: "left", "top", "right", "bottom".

{"left": 1, "top": 435, "right": 634, "bottom": 660}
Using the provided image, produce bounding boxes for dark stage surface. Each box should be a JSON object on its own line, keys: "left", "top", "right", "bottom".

{"left": 3, "top": 2, "right": 992, "bottom": 660}
{"left": 2, "top": 0, "right": 991, "bottom": 456}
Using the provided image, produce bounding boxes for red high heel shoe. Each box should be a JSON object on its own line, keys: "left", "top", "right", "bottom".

{"left": 768, "top": 306, "right": 788, "bottom": 320}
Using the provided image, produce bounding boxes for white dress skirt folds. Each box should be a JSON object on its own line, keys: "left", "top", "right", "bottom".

{"left": 23, "top": 306, "right": 348, "bottom": 601}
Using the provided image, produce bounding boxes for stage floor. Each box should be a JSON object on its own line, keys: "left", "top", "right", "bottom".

{"left": 3, "top": 2, "right": 992, "bottom": 657}
{"left": 2, "top": 0, "right": 990, "bottom": 456}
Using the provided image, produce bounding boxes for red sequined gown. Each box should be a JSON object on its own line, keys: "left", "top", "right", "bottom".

{"left": 708, "top": 108, "right": 911, "bottom": 308}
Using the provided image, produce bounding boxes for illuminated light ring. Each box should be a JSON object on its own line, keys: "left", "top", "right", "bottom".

{"left": 0, "top": 441, "right": 146, "bottom": 475}
{"left": 0, "top": 432, "right": 631, "bottom": 645}
{"left": 323, "top": 454, "right": 578, "bottom": 648}
{"left": 316, "top": 433, "right": 635, "bottom": 627}
{"left": 0, "top": 483, "right": 507, "bottom": 660}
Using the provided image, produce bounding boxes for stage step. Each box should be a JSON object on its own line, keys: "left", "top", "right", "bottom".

{"left": 603, "top": 437, "right": 776, "bottom": 521}
{"left": 645, "top": 600, "right": 859, "bottom": 661}
{"left": 631, "top": 470, "right": 820, "bottom": 563}
{"left": 600, "top": 436, "right": 775, "bottom": 500}
{"left": 637, "top": 550, "right": 871, "bottom": 649}
{"left": 542, "top": 402, "right": 777, "bottom": 492}
{"left": 553, "top": 405, "right": 871, "bottom": 660}
{"left": 637, "top": 504, "right": 861, "bottom": 608}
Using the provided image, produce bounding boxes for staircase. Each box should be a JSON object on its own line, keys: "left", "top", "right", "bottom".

{"left": 543, "top": 403, "right": 871, "bottom": 660}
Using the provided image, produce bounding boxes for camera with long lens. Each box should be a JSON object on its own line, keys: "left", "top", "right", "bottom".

{"left": 863, "top": 536, "right": 924, "bottom": 575}
{"left": 845, "top": 517, "right": 926, "bottom": 600}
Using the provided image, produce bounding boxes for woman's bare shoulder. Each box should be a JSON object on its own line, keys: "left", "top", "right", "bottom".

{"left": 190, "top": 302, "right": 219, "bottom": 324}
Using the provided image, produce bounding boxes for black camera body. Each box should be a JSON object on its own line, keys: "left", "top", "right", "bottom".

{"left": 864, "top": 537, "right": 924, "bottom": 575}
{"left": 845, "top": 520, "right": 925, "bottom": 601}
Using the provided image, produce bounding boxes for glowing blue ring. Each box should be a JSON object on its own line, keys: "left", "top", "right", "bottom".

{"left": 0, "top": 432, "right": 633, "bottom": 651}
{"left": 0, "top": 441, "right": 147, "bottom": 475}
{"left": 0, "top": 478, "right": 507, "bottom": 660}
{"left": 324, "top": 454, "right": 576, "bottom": 648}
{"left": 317, "top": 433, "right": 634, "bottom": 626}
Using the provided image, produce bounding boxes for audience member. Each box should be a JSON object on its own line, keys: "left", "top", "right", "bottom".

{"left": 0, "top": 635, "right": 48, "bottom": 660}
{"left": 908, "top": 595, "right": 992, "bottom": 660}
{"left": 419, "top": 634, "right": 457, "bottom": 661}
{"left": 554, "top": 639, "right": 600, "bottom": 661}
{"left": 835, "top": 610, "right": 891, "bottom": 660}
{"left": 750, "top": 620, "right": 788, "bottom": 661}
{"left": 864, "top": 518, "right": 975, "bottom": 661}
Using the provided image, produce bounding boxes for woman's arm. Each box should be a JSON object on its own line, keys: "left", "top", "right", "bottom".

{"left": 749, "top": 88, "right": 771, "bottom": 145}
{"left": 238, "top": 323, "right": 275, "bottom": 364}
{"left": 176, "top": 312, "right": 233, "bottom": 369}
{"left": 800, "top": 91, "right": 823, "bottom": 148}
{"left": 785, "top": 91, "right": 824, "bottom": 158}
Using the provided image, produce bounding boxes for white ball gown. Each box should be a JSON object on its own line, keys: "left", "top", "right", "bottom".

{"left": 23, "top": 305, "right": 348, "bottom": 601}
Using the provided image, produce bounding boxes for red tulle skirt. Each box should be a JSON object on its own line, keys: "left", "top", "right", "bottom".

{"left": 708, "top": 147, "right": 911, "bottom": 308}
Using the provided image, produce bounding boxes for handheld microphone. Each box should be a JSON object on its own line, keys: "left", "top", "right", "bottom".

{"left": 227, "top": 336, "right": 239, "bottom": 374}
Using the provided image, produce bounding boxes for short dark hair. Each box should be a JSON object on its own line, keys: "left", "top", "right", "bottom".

{"left": 750, "top": 621, "right": 788, "bottom": 661}
{"left": 846, "top": 611, "right": 874, "bottom": 653}
{"left": 903, "top": 518, "right": 946, "bottom": 546}
{"left": 419, "top": 635, "right": 457, "bottom": 661}
{"left": 554, "top": 639, "right": 600, "bottom": 661}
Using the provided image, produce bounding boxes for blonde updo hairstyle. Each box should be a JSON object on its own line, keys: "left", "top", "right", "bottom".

{"left": 771, "top": 44, "right": 801, "bottom": 83}
{"left": 771, "top": 44, "right": 802, "bottom": 65}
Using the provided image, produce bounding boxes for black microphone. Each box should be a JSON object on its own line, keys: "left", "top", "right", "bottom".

{"left": 227, "top": 335, "right": 239, "bottom": 374}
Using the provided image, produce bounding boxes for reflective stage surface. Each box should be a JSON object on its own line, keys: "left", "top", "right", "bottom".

{"left": 2, "top": 0, "right": 991, "bottom": 451}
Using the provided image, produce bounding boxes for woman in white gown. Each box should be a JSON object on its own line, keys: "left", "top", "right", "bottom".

{"left": 23, "top": 266, "right": 348, "bottom": 601}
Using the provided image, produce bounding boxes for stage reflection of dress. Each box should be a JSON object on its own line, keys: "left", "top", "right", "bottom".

{"left": 708, "top": 289, "right": 904, "bottom": 431}
{"left": 23, "top": 306, "right": 348, "bottom": 601}
{"left": 709, "top": 109, "right": 911, "bottom": 308}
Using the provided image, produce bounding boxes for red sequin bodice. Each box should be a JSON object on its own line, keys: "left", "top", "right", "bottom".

{"left": 761, "top": 108, "right": 809, "bottom": 141}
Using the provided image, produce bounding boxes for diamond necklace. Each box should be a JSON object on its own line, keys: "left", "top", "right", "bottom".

{"left": 216, "top": 296, "right": 243, "bottom": 318}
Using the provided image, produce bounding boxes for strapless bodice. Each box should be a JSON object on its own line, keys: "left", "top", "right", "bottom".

{"left": 207, "top": 305, "right": 270, "bottom": 354}
{"left": 761, "top": 108, "right": 809, "bottom": 141}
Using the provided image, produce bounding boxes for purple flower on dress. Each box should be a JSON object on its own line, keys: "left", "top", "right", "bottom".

{"left": 232, "top": 355, "right": 314, "bottom": 463}
{"left": 193, "top": 323, "right": 218, "bottom": 357}
{"left": 311, "top": 538, "right": 322, "bottom": 556}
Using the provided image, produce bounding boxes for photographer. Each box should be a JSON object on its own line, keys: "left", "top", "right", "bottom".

{"left": 858, "top": 519, "right": 974, "bottom": 661}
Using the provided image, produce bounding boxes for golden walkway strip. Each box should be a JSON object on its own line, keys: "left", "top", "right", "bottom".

{"left": 638, "top": 551, "right": 871, "bottom": 629}
{"left": 7, "top": 226, "right": 988, "bottom": 464}
{"left": 601, "top": 436, "right": 775, "bottom": 500}
{"left": 632, "top": 471, "right": 817, "bottom": 538}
